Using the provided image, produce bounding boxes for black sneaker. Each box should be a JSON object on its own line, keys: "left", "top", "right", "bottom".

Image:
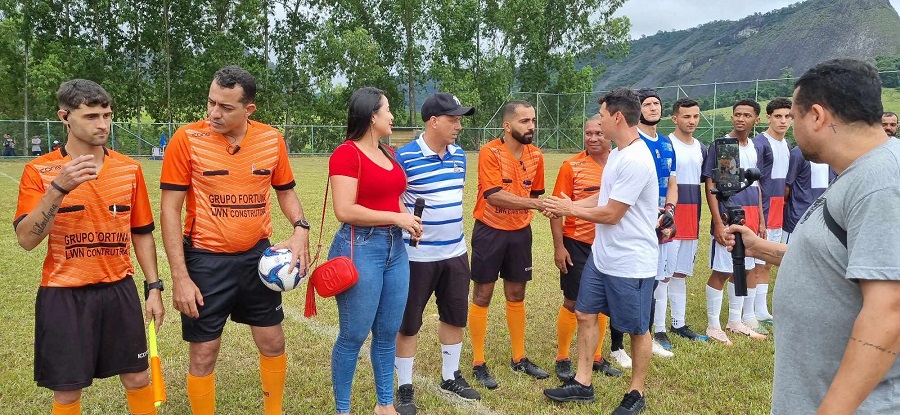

{"left": 473, "top": 363, "right": 499, "bottom": 390}
{"left": 440, "top": 370, "right": 481, "bottom": 401}
{"left": 653, "top": 331, "right": 673, "bottom": 350}
{"left": 555, "top": 359, "right": 575, "bottom": 381}
{"left": 394, "top": 384, "right": 417, "bottom": 415}
{"left": 671, "top": 324, "right": 709, "bottom": 341}
{"left": 511, "top": 357, "right": 550, "bottom": 379}
{"left": 543, "top": 378, "right": 595, "bottom": 403}
{"left": 611, "top": 389, "right": 646, "bottom": 415}
{"left": 592, "top": 358, "right": 623, "bottom": 377}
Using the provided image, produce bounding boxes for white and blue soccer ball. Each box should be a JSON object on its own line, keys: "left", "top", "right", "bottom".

{"left": 258, "top": 248, "right": 306, "bottom": 292}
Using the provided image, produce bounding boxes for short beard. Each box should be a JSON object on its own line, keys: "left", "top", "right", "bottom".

{"left": 512, "top": 130, "right": 533, "bottom": 145}
{"left": 640, "top": 114, "right": 661, "bottom": 126}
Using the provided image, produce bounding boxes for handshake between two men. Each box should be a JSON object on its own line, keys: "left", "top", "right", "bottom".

{"left": 541, "top": 193, "right": 677, "bottom": 243}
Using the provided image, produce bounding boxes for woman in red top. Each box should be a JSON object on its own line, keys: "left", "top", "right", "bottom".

{"left": 327, "top": 87, "right": 422, "bottom": 415}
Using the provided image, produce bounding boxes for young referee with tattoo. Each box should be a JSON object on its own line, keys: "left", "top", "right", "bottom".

{"left": 14, "top": 79, "right": 164, "bottom": 415}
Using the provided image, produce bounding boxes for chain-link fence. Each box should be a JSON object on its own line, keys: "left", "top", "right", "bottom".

{"left": 2, "top": 71, "right": 898, "bottom": 157}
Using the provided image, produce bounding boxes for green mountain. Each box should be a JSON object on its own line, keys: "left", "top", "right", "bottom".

{"left": 593, "top": 0, "right": 900, "bottom": 89}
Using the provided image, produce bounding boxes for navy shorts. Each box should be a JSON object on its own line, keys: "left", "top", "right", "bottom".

{"left": 35, "top": 276, "right": 149, "bottom": 391}
{"left": 575, "top": 258, "right": 654, "bottom": 335}
{"left": 181, "top": 239, "right": 284, "bottom": 342}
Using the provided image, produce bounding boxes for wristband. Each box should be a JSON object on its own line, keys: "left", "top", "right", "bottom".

{"left": 50, "top": 181, "right": 70, "bottom": 195}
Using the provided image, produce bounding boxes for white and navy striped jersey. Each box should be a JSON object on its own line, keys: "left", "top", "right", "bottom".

{"left": 396, "top": 136, "right": 467, "bottom": 262}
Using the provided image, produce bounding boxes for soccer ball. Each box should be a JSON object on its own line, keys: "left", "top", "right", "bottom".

{"left": 258, "top": 248, "right": 306, "bottom": 292}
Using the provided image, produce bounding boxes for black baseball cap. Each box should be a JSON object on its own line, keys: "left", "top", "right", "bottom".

{"left": 421, "top": 93, "right": 475, "bottom": 121}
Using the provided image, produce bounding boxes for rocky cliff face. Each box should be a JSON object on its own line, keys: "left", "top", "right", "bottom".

{"left": 593, "top": 0, "right": 900, "bottom": 89}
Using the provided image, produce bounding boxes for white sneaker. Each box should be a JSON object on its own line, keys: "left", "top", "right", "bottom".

{"left": 610, "top": 349, "right": 633, "bottom": 369}
{"left": 651, "top": 339, "right": 674, "bottom": 358}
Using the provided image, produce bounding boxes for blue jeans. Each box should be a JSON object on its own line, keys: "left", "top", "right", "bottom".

{"left": 329, "top": 224, "right": 410, "bottom": 413}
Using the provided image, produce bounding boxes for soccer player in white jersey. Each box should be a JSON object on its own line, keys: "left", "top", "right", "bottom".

{"left": 748, "top": 98, "right": 793, "bottom": 331}
{"left": 665, "top": 98, "right": 709, "bottom": 342}
{"left": 393, "top": 93, "right": 477, "bottom": 414}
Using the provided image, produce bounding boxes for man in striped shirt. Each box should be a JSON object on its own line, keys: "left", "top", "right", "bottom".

{"left": 393, "top": 93, "right": 477, "bottom": 414}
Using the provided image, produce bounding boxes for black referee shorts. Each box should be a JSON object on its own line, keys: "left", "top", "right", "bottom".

{"left": 470, "top": 220, "right": 533, "bottom": 283}
{"left": 181, "top": 239, "right": 283, "bottom": 343}
{"left": 34, "top": 276, "right": 148, "bottom": 391}
{"left": 559, "top": 237, "right": 592, "bottom": 302}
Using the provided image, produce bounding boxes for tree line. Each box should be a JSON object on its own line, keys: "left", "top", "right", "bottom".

{"left": 0, "top": 0, "right": 630, "bottom": 134}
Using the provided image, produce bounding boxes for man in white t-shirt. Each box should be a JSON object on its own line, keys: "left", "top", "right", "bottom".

{"left": 542, "top": 88, "right": 658, "bottom": 415}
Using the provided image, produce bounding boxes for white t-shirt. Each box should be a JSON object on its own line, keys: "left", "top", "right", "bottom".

{"left": 592, "top": 139, "right": 659, "bottom": 278}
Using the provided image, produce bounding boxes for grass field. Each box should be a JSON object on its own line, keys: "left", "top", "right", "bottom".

{"left": 0, "top": 154, "right": 775, "bottom": 414}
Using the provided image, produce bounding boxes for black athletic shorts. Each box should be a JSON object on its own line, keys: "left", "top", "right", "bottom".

{"left": 470, "top": 220, "right": 533, "bottom": 283}
{"left": 181, "top": 238, "right": 283, "bottom": 342}
{"left": 399, "top": 253, "right": 471, "bottom": 336}
{"left": 560, "top": 237, "right": 592, "bottom": 302}
{"left": 35, "top": 276, "right": 148, "bottom": 391}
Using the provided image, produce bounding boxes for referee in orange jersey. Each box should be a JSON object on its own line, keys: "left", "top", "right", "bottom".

{"left": 160, "top": 66, "right": 310, "bottom": 415}
{"left": 469, "top": 100, "right": 549, "bottom": 389}
{"left": 550, "top": 114, "right": 622, "bottom": 381}
{"left": 14, "top": 79, "right": 164, "bottom": 415}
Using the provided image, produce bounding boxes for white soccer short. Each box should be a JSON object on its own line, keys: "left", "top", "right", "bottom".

{"left": 710, "top": 239, "right": 755, "bottom": 273}
{"left": 670, "top": 239, "right": 699, "bottom": 276}
{"left": 754, "top": 228, "right": 783, "bottom": 265}
{"left": 656, "top": 242, "right": 676, "bottom": 280}
{"left": 781, "top": 230, "right": 792, "bottom": 244}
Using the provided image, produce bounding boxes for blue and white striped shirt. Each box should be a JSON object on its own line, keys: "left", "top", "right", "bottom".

{"left": 396, "top": 136, "right": 467, "bottom": 262}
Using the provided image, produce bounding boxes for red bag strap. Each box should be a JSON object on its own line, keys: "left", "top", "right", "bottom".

{"left": 310, "top": 143, "right": 361, "bottom": 268}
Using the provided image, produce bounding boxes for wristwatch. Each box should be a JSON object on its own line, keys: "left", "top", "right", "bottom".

{"left": 144, "top": 280, "right": 164, "bottom": 299}
{"left": 293, "top": 219, "right": 311, "bottom": 230}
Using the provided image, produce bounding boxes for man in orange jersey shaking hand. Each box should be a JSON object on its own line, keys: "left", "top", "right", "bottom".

{"left": 14, "top": 79, "right": 164, "bottom": 415}
{"left": 160, "top": 66, "right": 310, "bottom": 415}
{"left": 469, "top": 100, "right": 550, "bottom": 389}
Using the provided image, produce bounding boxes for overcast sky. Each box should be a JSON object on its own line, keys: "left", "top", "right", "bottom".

{"left": 614, "top": 0, "right": 900, "bottom": 38}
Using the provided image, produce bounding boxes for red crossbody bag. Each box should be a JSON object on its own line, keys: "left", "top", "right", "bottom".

{"left": 305, "top": 145, "right": 361, "bottom": 317}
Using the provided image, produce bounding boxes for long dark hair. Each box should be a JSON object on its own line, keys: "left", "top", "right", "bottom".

{"left": 346, "top": 87, "right": 385, "bottom": 141}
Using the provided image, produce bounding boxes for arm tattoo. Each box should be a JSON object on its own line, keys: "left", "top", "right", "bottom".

{"left": 849, "top": 336, "right": 898, "bottom": 356}
{"left": 29, "top": 203, "right": 59, "bottom": 236}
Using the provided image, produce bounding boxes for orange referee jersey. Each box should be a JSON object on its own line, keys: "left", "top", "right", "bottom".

{"left": 14, "top": 148, "right": 155, "bottom": 287}
{"left": 160, "top": 120, "right": 295, "bottom": 253}
{"left": 473, "top": 138, "right": 545, "bottom": 231}
{"left": 552, "top": 151, "right": 603, "bottom": 245}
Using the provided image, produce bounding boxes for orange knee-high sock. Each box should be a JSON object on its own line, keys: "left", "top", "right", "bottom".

{"left": 469, "top": 303, "right": 489, "bottom": 366}
{"left": 556, "top": 306, "right": 577, "bottom": 361}
{"left": 125, "top": 384, "right": 158, "bottom": 415}
{"left": 260, "top": 353, "right": 287, "bottom": 415}
{"left": 187, "top": 372, "right": 216, "bottom": 415}
{"left": 506, "top": 300, "right": 526, "bottom": 363}
{"left": 52, "top": 399, "right": 81, "bottom": 415}
{"left": 594, "top": 313, "right": 609, "bottom": 362}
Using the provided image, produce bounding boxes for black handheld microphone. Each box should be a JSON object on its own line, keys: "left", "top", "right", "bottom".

{"left": 410, "top": 198, "right": 425, "bottom": 247}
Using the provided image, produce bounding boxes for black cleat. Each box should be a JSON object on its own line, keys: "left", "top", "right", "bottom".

{"left": 440, "top": 370, "right": 481, "bottom": 401}
{"left": 543, "top": 378, "right": 595, "bottom": 403}
{"left": 611, "top": 389, "right": 646, "bottom": 415}
{"left": 592, "top": 357, "right": 623, "bottom": 377}
{"left": 473, "top": 363, "right": 499, "bottom": 390}
{"left": 511, "top": 357, "right": 550, "bottom": 379}
{"left": 394, "top": 384, "right": 417, "bottom": 415}
{"left": 555, "top": 358, "right": 575, "bottom": 381}
{"left": 671, "top": 324, "right": 709, "bottom": 341}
